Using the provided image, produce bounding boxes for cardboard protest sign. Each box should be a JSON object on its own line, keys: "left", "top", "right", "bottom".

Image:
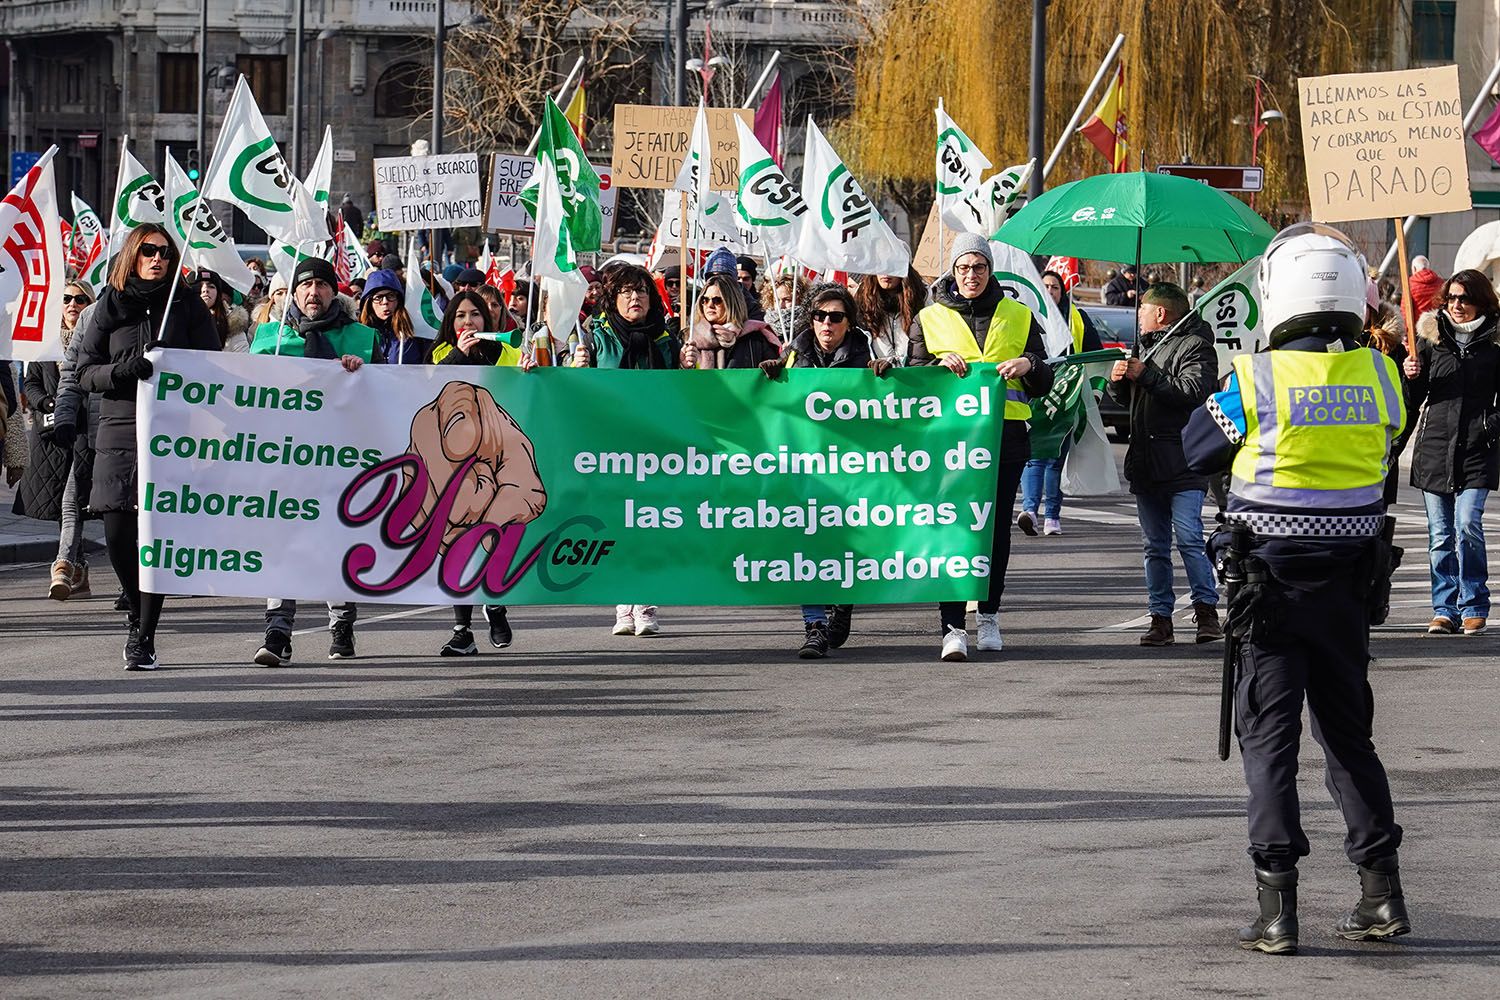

{"left": 484, "top": 153, "right": 617, "bottom": 241}
{"left": 138, "top": 351, "right": 1004, "bottom": 605}
{"left": 610, "top": 104, "right": 753, "bottom": 191}
{"left": 372, "top": 153, "right": 484, "bottom": 231}
{"left": 1298, "top": 66, "right": 1472, "bottom": 223}
{"left": 913, "top": 203, "right": 962, "bottom": 279}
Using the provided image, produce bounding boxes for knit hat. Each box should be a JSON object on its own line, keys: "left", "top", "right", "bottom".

{"left": 381, "top": 254, "right": 404, "bottom": 271}
{"left": 366, "top": 239, "right": 387, "bottom": 256}
{"left": 703, "top": 246, "right": 739, "bottom": 276}
{"left": 454, "top": 266, "right": 487, "bottom": 286}
{"left": 948, "top": 232, "right": 993, "bottom": 273}
{"left": 361, "top": 268, "right": 405, "bottom": 305}
{"left": 268, "top": 270, "right": 289, "bottom": 294}
{"left": 291, "top": 256, "right": 338, "bottom": 290}
{"left": 442, "top": 263, "right": 463, "bottom": 283}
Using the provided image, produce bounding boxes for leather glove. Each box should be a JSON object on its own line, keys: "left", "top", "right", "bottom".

{"left": 759, "top": 357, "right": 786, "bottom": 381}
{"left": 870, "top": 358, "right": 897, "bottom": 378}
{"left": 51, "top": 422, "right": 78, "bottom": 450}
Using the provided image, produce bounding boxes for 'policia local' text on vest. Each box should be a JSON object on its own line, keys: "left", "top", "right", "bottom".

{"left": 917, "top": 296, "right": 1033, "bottom": 419}
{"left": 1226, "top": 348, "right": 1404, "bottom": 535}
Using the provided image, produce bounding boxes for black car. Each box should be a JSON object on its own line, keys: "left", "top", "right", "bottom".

{"left": 1080, "top": 304, "right": 1138, "bottom": 439}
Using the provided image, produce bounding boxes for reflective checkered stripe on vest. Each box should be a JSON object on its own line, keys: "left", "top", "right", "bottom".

{"left": 917, "top": 296, "right": 1033, "bottom": 419}
{"left": 1228, "top": 348, "right": 1403, "bottom": 537}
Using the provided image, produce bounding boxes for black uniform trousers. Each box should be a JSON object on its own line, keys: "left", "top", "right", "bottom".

{"left": 1235, "top": 552, "right": 1403, "bottom": 872}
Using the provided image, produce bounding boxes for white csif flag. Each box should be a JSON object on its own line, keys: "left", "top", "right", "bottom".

{"left": 796, "top": 118, "right": 910, "bottom": 277}
{"left": 733, "top": 115, "right": 807, "bottom": 260}
{"left": 0, "top": 146, "right": 66, "bottom": 362}
{"left": 935, "top": 101, "right": 993, "bottom": 233}
{"left": 203, "top": 76, "right": 326, "bottom": 246}
{"left": 164, "top": 150, "right": 258, "bottom": 294}
{"left": 958, "top": 160, "right": 1034, "bottom": 239}
{"left": 671, "top": 102, "right": 742, "bottom": 248}
{"left": 109, "top": 139, "right": 167, "bottom": 254}
{"left": 305, "top": 125, "right": 334, "bottom": 212}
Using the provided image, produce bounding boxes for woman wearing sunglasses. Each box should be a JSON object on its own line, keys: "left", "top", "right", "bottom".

{"left": 12, "top": 282, "right": 98, "bottom": 601}
{"left": 572, "top": 264, "right": 680, "bottom": 637}
{"left": 759, "top": 282, "right": 874, "bottom": 658}
{"left": 75, "top": 224, "right": 221, "bottom": 670}
{"left": 1402, "top": 268, "right": 1500, "bottom": 637}
{"left": 681, "top": 273, "right": 779, "bottom": 370}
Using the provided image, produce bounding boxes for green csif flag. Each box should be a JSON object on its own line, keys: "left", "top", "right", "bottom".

{"left": 519, "top": 96, "right": 603, "bottom": 253}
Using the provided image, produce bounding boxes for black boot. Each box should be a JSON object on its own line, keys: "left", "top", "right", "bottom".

{"left": 1239, "top": 868, "right": 1298, "bottom": 955}
{"left": 1335, "top": 856, "right": 1411, "bottom": 941}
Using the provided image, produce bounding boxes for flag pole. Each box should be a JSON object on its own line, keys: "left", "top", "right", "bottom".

{"left": 935, "top": 99, "right": 945, "bottom": 291}
{"left": 1377, "top": 52, "right": 1500, "bottom": 277}
{"left": 1042, "top": 33, "right": 1126, "bottom": 182}
{"left": 678, "top": 191, "right": 690, "bottom": 326}
{"left": 742, "top": 50, "right": 781, "bottom": 108}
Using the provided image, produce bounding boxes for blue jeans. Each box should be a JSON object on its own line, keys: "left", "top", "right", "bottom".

{"left": 1135, "top": 490, "right": 1218, "bottom": 616}
{"left": 1020, "top": 457, "right": 1063, "bottom": 519}
{"left": 1423, "top": 488, "right": 1490, "bottom": 621}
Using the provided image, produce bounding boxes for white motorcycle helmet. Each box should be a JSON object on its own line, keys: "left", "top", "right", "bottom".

{"left": 1258, "top": 222, "right": 1369, "bottom": 347}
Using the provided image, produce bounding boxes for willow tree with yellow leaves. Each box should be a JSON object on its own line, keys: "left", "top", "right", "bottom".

{"left": 841, "top": 0, "right": 1395, "bottom": 235}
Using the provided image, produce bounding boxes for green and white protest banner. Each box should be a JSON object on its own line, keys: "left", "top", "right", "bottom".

{"left": 403, "top": 243, "right": 442, "bottom": 339}
{"left": 164, "top": 151, "right": 257, "bottom": 293}
{"left": 1193, "top": 257, "right": 1264, "bottom": 378}
{"left": 960, "top": 160, "right": 1034, "bottom": 239}
{"left": 69, "top": 193, "right": 105, "bottom": 255}
{"left": 1028, "top": 349, "right": 1123, "bottom": 495}
{"left": 797, "top": 118, "right": 911, "bottom": 277}
{"left": 520, "top": 96, "right": 603, "bottom": 253}
{"left": 936, "top": 101, "right": 992, "bottom": 232}
{"left": 137, "top": 352, "right": 1006, "bottom": 605}
{"left": 108, "top": 139, "right": 166, "bottom": 253}
{"left": 203, "top": 76, "right": 326, "bottom": 246}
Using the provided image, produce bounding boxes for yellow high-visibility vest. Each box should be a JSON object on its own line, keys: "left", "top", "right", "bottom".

{"left": 917, "top": 296, "right": 1033, "bottom": 419}
{"left": 430, "top": 339, "right": 523, "bottom": 366}
{"left": 1068, "top": 305, "right": 1085, "bottom": 354}
{"left": 1229, "top": 348, "right": 1405, "bottom": 512}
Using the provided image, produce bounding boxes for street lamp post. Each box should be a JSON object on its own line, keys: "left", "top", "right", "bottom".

{"left": 292, "top": 0, "right": 306, "bottom": 172}
{"left": 1027, "top": 0, "right": 1047, "bottom": 198}
{"left": 433, "top": 0, "right": 445, "bottom": 155}
{"left": 196, "top": 0, "right": 207, "bottom": 172}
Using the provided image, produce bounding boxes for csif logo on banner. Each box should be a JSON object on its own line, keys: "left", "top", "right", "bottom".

{"left": 820, "top": 166, "right": 875, "bottom": 242}
{"left": 738, "top": 158, "right": 806, "bottom": 226}
{"left": 1205, "top": 281, "right": 1258, "bottom": 352}
{"left": 937, "top": 129, "right": 979, "bottom": 193}
{"left": 175, "top": 192, "right": 231, "bottom": 250}
{"left": 1070, "top": 205, "right": 1118, "bottom": 222}
{"left": 231, "top": 136, "right": 296, "bottom": 213}
{"left": 117, "top": 176, "right": 164, "bottom": 227}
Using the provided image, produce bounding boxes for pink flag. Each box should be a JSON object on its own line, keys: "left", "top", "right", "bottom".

{"left": 1474, "top": 101, "right": 1500, "bottom": 166}
{"left": 754, "top": 72, "right": 783, "bottom": 168}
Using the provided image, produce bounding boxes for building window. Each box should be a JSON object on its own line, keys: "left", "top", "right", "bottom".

{"left": 62, "top": 62, "right": 86, "bottom": 107}
{"left": 374, "top": 61, "right": 427, "bottom": 119}
{"left": 237, "top": 55, "right": 288, "bottom": 115}
{"left": 158, "top": 54, "right": 198, "bottom": 114}
{"left": 1412, "top": 2, "right": 1456, "bottom": 63}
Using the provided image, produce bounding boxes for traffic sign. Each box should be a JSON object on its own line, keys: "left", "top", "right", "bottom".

{"left": 1155, "top": 164, "right": 1263, "bottom": 193}
{"left": 9, "top": 150, "right": 41, "bottom": 188}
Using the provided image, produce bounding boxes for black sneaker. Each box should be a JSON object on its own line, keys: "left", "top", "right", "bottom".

{"left": 124, "top": 633, "right": 158, "bottom": 671}
{"left": 328, "top": 620, "right": 356, "bottom": 659}
{"left": 485, "top": 606, "right": 513, "bottom": 648}
{"left": 114, "top": 592, "right": 131, "bottom": 612}
{"left": 254, "top": 631, "right": 293, "bottom": 667}
{"left": 798, "top": 621, "right": 830, "bottom": 659}
{"left": 440, "top": 626, "right": 478, "bottom": 656}
{"left": 825, "top": 605, "right": 853, "bottom": 648}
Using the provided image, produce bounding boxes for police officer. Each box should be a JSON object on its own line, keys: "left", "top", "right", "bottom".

{"left": 1183, "top": 223, "right": 1411, "bottom": 955}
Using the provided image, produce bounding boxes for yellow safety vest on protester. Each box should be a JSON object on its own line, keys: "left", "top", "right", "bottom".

{"left": 1068, "top": 305, "right": 1085, "bottom": 354}
{"left": 1228, "top": 348, "right": 1404, "bottom": 515}
{"left": 917, "top": 296, "right": 1033, "bottom": 419}
{"left": 429, "top": 340, "right": 524, "bottom": 366}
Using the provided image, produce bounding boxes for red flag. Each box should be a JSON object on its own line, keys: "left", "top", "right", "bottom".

{"left": 654, "top": 272, "right": 676, "bottom": 319}
{"left": 1474, "top": 101, "right": 1500, "bottom": 167}
{"left": 0, "top": 149, "right": 67, "bottom": 361}
{"left": 754, "top": 72, "right": 784, "bottom": 168}
{"left": 1045, "top": 256, "right": 1081, "bottom": 292}
{"left": 333, "top": 216, "right": 353, "bottom": 287}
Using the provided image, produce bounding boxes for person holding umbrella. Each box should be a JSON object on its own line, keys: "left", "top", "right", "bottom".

{"left": 908, "top": 232, "right": 1055, "bottom": 661}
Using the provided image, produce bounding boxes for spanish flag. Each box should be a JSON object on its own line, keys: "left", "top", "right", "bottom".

{"left": 564, "top": 83, "right": 587, "bottom": 149}
{"left": 1079, "top": 65, "right": 1130, "bottom": 173}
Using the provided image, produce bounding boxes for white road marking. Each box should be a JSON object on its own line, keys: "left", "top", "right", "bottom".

{"left": 290, "top": 605, "right": 445, "bottom": 637}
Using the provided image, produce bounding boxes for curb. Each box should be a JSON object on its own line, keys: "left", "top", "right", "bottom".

{"left": 0, "top": 536, "right": 106, "bottom": 566}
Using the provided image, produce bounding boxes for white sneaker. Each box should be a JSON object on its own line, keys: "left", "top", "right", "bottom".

{"left": 612, "top": 605, "right": 635, "bottom": 635}
{"left": 634, "top": 605, "right": 660, "bottom": 636}
{"left": 1043, "top": 517, "right": 1062, "bottom": 536}
{"left": 976, "top": 613, "right": 1004, "bottom": 651}
{"left": 941, "top": 625, "right": 969, "bottom": 662}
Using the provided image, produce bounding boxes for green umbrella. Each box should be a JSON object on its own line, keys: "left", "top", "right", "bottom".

{"left": 994, "top": 172, "right": 1276, "bottom": 265}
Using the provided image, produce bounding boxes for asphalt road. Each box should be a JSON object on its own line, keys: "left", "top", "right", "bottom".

{"left": 2, "top": 480, "right": 1497, "bottom": 998}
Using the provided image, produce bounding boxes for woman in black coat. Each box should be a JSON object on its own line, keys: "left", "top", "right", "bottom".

{"left": 1402, "top": 269, "right": 1500, "bottom": 635}
{"left": 74, "top": 224, "right": 221, "bottom": 670}
{"left": 13, "top": 281, "right": 97, "bottom": 599}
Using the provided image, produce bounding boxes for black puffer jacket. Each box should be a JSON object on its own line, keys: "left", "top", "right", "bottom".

{"left": 75, "top": 281, "right": 220, "bottom": 512}
{"left": 1107, "top": 311, "right": 1218, "bottom": 495}
{"left": 1406, "top": 309, "right": 1500, "bottom": 494}
{"left": 12, "top": 357, "right": 92, "bottom": 522}
{"left": 908, "top": 276, "right": 1055, "bottom": 465}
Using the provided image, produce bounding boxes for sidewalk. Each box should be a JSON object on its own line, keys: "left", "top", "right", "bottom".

{"left": 0, "top": 481, "right": 105, "bottom": 565}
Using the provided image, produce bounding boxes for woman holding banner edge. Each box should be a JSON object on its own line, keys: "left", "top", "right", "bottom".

{"left": 75, "top": 224, "right": 221, "bottom": 671}
{"left": 908, "top": 232, "right": 1055, "bottom": 662}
